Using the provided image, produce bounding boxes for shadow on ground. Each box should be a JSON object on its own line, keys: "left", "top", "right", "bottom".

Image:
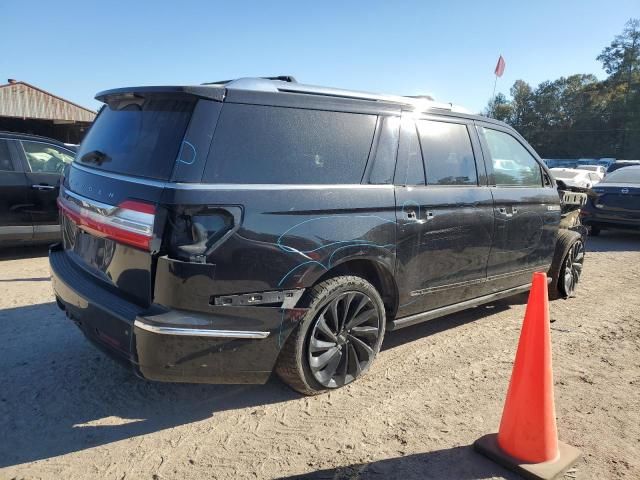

{"left": 277, "top": 445, "right": 519, "bottom": 480}
{"left": 0, "top": 292, "right": 528, "bottom": 468}
{"left": 0, "top": 244, "right": 51, "bottom": 260}
{"left": 382, "top": 294, "right": 526, "bottom": 352}
{"left": 587, "top": 230, "right": 640, "bottom": 252}
{"left": 0, "top": 301, "right": 300, "bottom": 468}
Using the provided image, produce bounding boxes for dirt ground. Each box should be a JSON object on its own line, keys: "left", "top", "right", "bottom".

{"left": 0, "top": 231, "right": 638, "bottom": 480}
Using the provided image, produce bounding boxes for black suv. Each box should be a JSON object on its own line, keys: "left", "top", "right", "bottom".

{"left": 1, "top": 131, "right": 75, "bottom": 246}
{"left": 49, "top": 78, "right": 585, "bottom": 394}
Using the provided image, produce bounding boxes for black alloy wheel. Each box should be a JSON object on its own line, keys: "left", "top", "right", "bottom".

{"left": 561, "top": 240, "right": 585, "bottom": 297}
{"left": 307, "top": 291, "right": 381, "bottom": 388}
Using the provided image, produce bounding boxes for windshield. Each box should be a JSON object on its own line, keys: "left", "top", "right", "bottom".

{"left": 75, "top": 95, "right": 195, "bottom": 180}
{"left": 603, "top": 168, "right": 640, "bottom": 184}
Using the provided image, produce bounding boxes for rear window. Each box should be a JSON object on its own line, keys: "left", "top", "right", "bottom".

{"left": 75, "top": 96, "right": 195, "bottom": 180}
{"left": 603, "top": 168, "right": 640, "bottom": 184}
{"left": 203, "top": 104, "right": 376, "bottom": 184}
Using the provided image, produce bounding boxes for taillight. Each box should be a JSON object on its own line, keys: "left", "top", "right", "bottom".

{"left": 58, "top": 195, "right": 156, "bottom": 250}
{"left": 167, "top": 207, "right": 241, "bottom": 262}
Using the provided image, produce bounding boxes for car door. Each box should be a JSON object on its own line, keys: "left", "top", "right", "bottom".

{"left": 17, "top": 139, "right": 75, "bottom": 239}
{"left": 476, "top": 123, "right": 560, "bottom": 292}
{"left": 0, "top": 138, "right": 33, "bottom": 241}
{"left": 394, "top": 114, "right": 494, "bottom": 317}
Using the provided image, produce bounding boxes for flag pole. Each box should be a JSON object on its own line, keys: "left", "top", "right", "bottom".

{"left": 491, "top": 73, "right": 498, "bottom": 116}
{"left": 491, "top": 73, "right": 498, "bottom": 103}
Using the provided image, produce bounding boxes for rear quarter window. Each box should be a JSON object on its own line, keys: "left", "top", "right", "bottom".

{"left": 203, "top": 104, "right": 376, "bottom": 184}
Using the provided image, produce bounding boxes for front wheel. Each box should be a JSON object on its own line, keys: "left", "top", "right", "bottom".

{"left": 549, "top": 235, "right": 585, "bottom": 299}
{"left": 276, "top": 275, "right": 386, "bottom": 395}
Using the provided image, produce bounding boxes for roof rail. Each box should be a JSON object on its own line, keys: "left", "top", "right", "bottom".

{"left": 202, "top": 75, "right": 296, "bottom": 86}
{"left": 202, "top": 77, "right": 468, "bottom": 113}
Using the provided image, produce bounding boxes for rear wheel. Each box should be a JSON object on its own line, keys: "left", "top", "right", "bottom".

{"left": 276, "top": 275, "right": 386, "bottom": 395}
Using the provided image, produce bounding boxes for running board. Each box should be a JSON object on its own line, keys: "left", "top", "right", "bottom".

{"left": 389, "top": 283, "right": 536, "bottom": 331}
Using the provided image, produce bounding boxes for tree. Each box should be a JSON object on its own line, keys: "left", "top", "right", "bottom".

{"left": 484, "top": 92, "right": 512, "bottom": 122}
{"left": 597, "top": 19, "right": 640, "bottom": 78}
{"left": 597, "top": 19, "right": 640, "bottom": 157}
{"left": 482, "top": 18, "right": 640, "bottom": 159}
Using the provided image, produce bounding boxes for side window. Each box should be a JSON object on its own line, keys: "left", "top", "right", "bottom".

{"left": 482, "top": 128, "right": 542, "bottom": 187}
{"left": 21, "top": 141, "right": 75, "bottom": 174}
{"left": 368, "top": 116, "right": 400, "bottom": 184}
{"left": 204, "top": 104, "right": 376, "bottom": 184}
{"left": 0, "top": 140, "right": 14, "bottom": 171}
{"left": 417, "top": 120, "right": 477, "bottom": 186}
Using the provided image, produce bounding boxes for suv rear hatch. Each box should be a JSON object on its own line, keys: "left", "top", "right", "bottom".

{"left": 58, "top": 87, "right": 223, "bottom": 306}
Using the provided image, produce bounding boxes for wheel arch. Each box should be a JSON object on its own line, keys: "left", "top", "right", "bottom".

{"left": 309, "top": 258, "right": 399, "bottom": 318}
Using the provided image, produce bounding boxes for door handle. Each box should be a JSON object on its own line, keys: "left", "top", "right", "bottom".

{"left": 426, "top": 211, "right": 434, "bottom": 220}
{"left": 31, "top": 184, "right": 55, "bottom": 191}
{"left": 497, "top": 207, "right": 517, "bottom": 217}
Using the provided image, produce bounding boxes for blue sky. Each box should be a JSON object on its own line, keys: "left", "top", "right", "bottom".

{"left": 2, "top": 1, "right": 638, "bottom": 113}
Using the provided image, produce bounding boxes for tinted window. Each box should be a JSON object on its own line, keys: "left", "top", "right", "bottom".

{"left": 369, "top": 116, "right": 400, "bottom": 184}
{"left": 204, "top": 104, "right": 376, "bottom": 184}
{"left": 22, "top": 141, "right": 74, "bottom": 173}
{"left": 76, "top": 96, "right": 195, "bottom": 180}
{"left": 482, "top": 128, "right": 542, "bottom": 186}
{"left": 417, "top": 120, "right": 477, "bottom": 185}
{"left": 0, "top": 140, "right": 13, "bottom": 171}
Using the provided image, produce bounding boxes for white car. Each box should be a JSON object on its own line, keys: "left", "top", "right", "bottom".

{"left": 550, "top": 168, "right": 602, "bottom": 189}
{"left": 576, "top": 165, "right": 606, "bottom": 180}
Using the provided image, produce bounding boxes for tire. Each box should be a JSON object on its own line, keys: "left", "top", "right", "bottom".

{"left": 590, "top": 226, "right": 601, "bottom": 236}
{"left": 275, "top": 275, "right": 386, "bottom": 395}
{"left": 549, "top": 233, "right": 585, "bottom": 300}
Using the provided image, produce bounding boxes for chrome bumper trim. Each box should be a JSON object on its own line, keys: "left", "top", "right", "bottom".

{"left": 133, "top": 320, "right": 270, "bottom": 339}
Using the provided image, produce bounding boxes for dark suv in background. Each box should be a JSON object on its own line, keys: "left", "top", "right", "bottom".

{"left": 0, "top": 131, "right": 75, "bottom": 246}
{"left": 49, "top": 77, "right": 585, "bottom": 395}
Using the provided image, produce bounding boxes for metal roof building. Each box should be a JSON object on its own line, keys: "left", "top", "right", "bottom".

{"left": 0, "top": 79, "right": 95, "bottom": 143}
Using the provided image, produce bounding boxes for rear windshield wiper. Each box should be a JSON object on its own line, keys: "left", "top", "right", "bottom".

{"left": 81, "top": 150, "right": 111, "bottom": 165}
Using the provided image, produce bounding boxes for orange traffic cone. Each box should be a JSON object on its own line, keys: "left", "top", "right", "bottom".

{"left": 474, "top": 272, "right": 581, "bottom": 479}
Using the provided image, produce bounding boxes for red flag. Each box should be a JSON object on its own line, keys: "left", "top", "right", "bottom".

{"left": 494, "top": 55, "right": 506, "bottom": 77}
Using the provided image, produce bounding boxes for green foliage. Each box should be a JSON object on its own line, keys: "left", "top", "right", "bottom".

{"left": 485, "top": 19, "right": 640, "bottom": 159}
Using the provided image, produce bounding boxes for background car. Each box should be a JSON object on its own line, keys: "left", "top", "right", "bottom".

{"left": 576, "top": 164, "right": 606, "bottom": 180}
{"left": 550, "top": 167, "right": 602, "bottom": 189}
{"left": 581, "top": 165, "right": 640, "bottom": 235}
{"left": 606, "top": 160, "right": 640, "bottom": 173}
{"left": 0, "top": 131, "right": 75, "bottom": 246}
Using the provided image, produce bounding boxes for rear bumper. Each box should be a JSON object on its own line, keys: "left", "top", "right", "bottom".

{"left": 581, "top": 211, "right": 640, "bottom": 230}
{"left": 49, "top": 243, "right": 306, "bottom": 384}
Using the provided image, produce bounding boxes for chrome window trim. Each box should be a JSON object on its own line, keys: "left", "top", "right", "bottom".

{"left": 70, "top": 162, "right": 394, "bottom": 190}
{"left": 133, "top": 319, "right": 270, "bottom": 339}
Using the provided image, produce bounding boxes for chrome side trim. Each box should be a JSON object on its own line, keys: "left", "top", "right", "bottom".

{"left": 70, "top": 163, "right": 394, "bottom": 190}
{"left": 391, "top": 283, "right": 534, "bottom": 331}
{"left": 133, "top": 319, "right": 270, "bottom": 339}
{"left": 34, "top": 224, "right": 61, "bottom": 234}
{"left": 0, "top": 225, "right": 33, "bottom": 235}
{"left": 409, "top": 264, "right": 550, "bottom": 297}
